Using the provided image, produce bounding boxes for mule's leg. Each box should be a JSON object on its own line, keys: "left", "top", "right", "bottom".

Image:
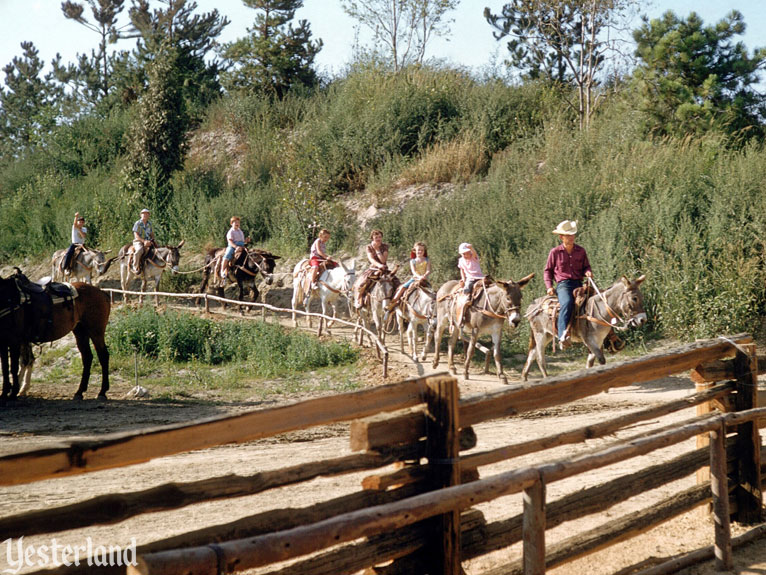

{"left": 521, "top": 332, "right": 536, "bottom": 381}
{"left": 493, "top": 331, "right": 509, "bottom": 384}
{"left": 586, "top": 346, "right": 606, "bottom": 369}
{"left": 398, "top": 313, "right": 406, "bottom": 354}
{"left": 447, "top": 322, "right": 461, "bottom": 375}
{"left": 291, "top": 285, "right": 301, "bottom": 327}
{"left": 421, "top": 322, "right": 433, "bottom": 362}
{"left": 463, "top": 329, "right": 478, "bottom": 380}
{"left": 91, "top": 333, "right": 110, "bottom": 400}
{"left": 484, "top": 347, "right": 492, "bottom": 374}
{"left": 72, "top": 325, "right": 94, "bottom": 400}
{"left": 18, "top": 344, "right": 34, "bottom": 397}
{"left": 1, "top": 345, "right": 9, "bottom": 401}
{"left": 431, "top": 318, "right": 446, "bottom": 368}
{"left": 197, "top": 272, "right": 210, "bottom": 308}
{"left": 535, "top": 333, "right": 550, "bottom": 378}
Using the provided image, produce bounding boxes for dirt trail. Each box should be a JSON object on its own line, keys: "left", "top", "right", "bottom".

{"left": 0, "top": 285, "right": 764, "bottom": 575}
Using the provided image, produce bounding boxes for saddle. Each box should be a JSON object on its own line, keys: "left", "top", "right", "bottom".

{"left": 449, "top": 277, "right": 494, "bottom": 326}
{"left": 128, "top": 244, "right": 155, "bottom": 274}
{"left": 527, "top": 286, "right": 624, "bottom": 352}
{"left": 62, "top": 245, "right": 85, "bottom": 273}
{"left": 12, "top": 271, "right": 78, "bottom": 343}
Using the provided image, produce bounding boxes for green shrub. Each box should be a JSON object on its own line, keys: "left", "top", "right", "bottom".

{"left": 107, "top": 308, "right": 358, "bottom": 373}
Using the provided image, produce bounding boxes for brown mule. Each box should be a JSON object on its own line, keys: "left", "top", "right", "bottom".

{"left": 0, "top": 269, "right": 111, "bottom": 401}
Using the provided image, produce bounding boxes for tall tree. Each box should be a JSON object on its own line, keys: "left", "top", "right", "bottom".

{"left": 342, "top": 0, "right": 459, "bottom": 71}
{"left": 128, "top": 0, "right": 228, "bottom": 117}
{"left": 0, "top": 42, "right": 62, "bottom": 157}
{"left": 59, "top": 0, "right": 129, "bottom": 107}
{"left": 220, "top": 0, "right": 322, "bottom": 97}
{"left": 485, "top": 0, "right": 637, "bottom": 129}
{"left": 121, "top": 42, "right": 188, "bottom": 209}
{"left": 633, "top": 10, "right": 766, "bottom": 140}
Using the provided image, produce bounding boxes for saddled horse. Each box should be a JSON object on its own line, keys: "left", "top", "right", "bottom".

{"left": 432, "top": 274, "right": 534, "bottom": 384}
{"left": 0, "top": 269, "right": 111, "bottom": 401}
{"left": 199, "top": 247, "right": 280, "bottom": 313}
{"left": 394, "top": 282, "right": 436, "bottom": 362}
{"left": 51, "top": 247, "right": 116, "bottom": 284}
{"left": 119, "top": 241, "right": 185, "bottom": 304}
{"left": 292, "top": 259, "right": 356, "bottom": 336}
{"left": 353, "top": 267, "right": 399, "bottom": 347}
{"left": 521, "top": 275, "right": 647, "bottom": 381}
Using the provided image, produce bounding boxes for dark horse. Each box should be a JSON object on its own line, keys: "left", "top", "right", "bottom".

{"left": 0, "top": 269, "right": 111, "bottom": 401}
{"left": 198, "top": 247, "right": 280, "bottom": 312}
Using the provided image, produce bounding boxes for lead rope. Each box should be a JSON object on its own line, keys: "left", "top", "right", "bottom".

{"left": 587, "top": 276, "right": 623, "bottom": 326}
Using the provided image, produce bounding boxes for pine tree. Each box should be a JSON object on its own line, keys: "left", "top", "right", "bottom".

{"left": 220, "top": 0, "right": 322, "bottom": 98}
{"left": 0, "top": 42, "right": 62, "bottom": 157}
{"left": 59, "top": 0, "right": 128, "bottom": 108}
{"left": 633, "top": 10, "right": 766, "bottom": 141}
{"left": 121, "top": 42, "right": 187, "bottom": 209}
{"left": 128, "top": 0, "right": 228, "bottom": 118}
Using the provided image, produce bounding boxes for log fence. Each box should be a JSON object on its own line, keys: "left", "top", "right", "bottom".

{"left": 0, "top": 334, "right": 763, "bottom": 575}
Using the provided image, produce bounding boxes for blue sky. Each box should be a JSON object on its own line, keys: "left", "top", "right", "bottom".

{"left": 1, "top": 0, "right": 765, "bottom": 78}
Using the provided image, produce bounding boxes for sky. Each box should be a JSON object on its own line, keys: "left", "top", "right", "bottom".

{"left": 1, "top": 0, "right": 766, "bottom": 79}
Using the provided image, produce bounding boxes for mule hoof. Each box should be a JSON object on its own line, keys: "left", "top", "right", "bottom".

{"left": 97, "top": 394, "right": 109, "bottom": 401}
{"left": 501, "top": 375, "right": 509, "bottom": 385}
{"left": 412, "top": 355, "right": 418, "bottom": 363}
{"left": 72, "top": 393, "right": 84, "bottom": 401}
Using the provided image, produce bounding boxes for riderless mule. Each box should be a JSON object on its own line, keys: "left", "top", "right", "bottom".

{"left": 292, "top": 259, "right": 355, "bottom": 336}
{"left": 198, "top": 247, "right": 280, "bottom": 313}
{"left": 0, "top": 268, "right": 111, "bottom": 401}
{"left": 119, "top": 241, "right": 185, "bottom": 304}
{"left": 432, "top": 274, "right": 534, "bottom": 384}
{"left": 394, "top": 282, "right": 437, "bottom": 362}
{"left": 353, "top": 267, "right": 399, "bottom": 347}
{"left": 51, "top": 247, "right": 116, "bottom": 284}
{"left": 521, "top": 275, "right": 647, "bottom": 381}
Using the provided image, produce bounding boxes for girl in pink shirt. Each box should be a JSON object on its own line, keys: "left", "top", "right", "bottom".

{"left": 458, "top": 242, "right": 484, "bottom": 294}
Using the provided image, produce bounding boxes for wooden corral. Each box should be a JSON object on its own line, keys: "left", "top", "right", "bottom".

{"left": 0, "top": 334, "right": 764, "bottom": 575}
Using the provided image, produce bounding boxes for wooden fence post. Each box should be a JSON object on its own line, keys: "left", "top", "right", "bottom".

{"left": 426, "top": 375, "right": 461, "bottom": 575}
{"left": 523, "top": 476, "right": 546, "bottom": 575}
{"left": 710, "top": 421, "right": 732, "bottom": 570}
{"left": 732, "top": 345, "right": 763, "bottom": 523}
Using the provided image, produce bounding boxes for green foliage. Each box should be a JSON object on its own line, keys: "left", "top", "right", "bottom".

{"left": 121, "top": 43, "right": 188, "bottom": 210}
{"left": 633, "top": 10, "right": 766, "bottom": 141}
{"left": 107, "top": 308, "right": 358, "bottom": 374}
{"left": 220, "top": 0, "right": 322, "bottom": 98}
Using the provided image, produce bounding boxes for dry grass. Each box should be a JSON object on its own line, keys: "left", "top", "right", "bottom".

{"left": 399, "top": 132, "right": 488, "bottom": 185}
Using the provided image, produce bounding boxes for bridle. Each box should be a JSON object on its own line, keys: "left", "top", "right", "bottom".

{"left": 476, "top": 281, "right": 520, "bottom": 321}
{"left": 581, "top": 279, "right": 642, "bottom": 330}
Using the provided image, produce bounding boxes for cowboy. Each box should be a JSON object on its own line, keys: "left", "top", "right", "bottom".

{"left": 544, "top": 220, "right": 592, "bottom": 349}
{"left": 131, "top": 208, "right": 156, "bottom": 274}
{"left": 62, "top": 212, "right": 87, "bottom": 274}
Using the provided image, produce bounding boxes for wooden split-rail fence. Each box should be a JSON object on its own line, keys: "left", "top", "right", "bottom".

{"left": 0, "top": 334, "right": 764, "bottom": 575}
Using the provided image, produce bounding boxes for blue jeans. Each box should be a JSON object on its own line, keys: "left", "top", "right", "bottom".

{"left": 556, "top": 279, "right": 582, "bottom": 339}
{"left": 224, "top": 242, "right": 245, "bottom": 261}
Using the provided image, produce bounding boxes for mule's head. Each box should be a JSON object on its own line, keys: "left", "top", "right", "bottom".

{"left": 165, "top": 244, "right": 183, "bottom": 273}
{"left": 250, "top": 250, "right": 280, "bottom": 284}
{"left": 497, "top": 272, "right": 535, "bottom": 328}
{"left": 618, "top": 274, "right": 647, "bottom": 327}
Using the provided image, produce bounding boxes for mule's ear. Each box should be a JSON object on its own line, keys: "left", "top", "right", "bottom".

{"left": 340, "top": 260, "right": 349, "bottom": 273}
{"left": 518, "top": 272, "right": 535, "bottom": 287}
{"left": 103, "top": 249, "right": 112, "bottom": 255}
{"left": 177, "top": 239, "right": 185, "bottom": 249}
{"left": 621, "top": 276, "right": 631, "bottom": 288}
{"left": 635, "top": 274, "right": 646, "bottom": 285}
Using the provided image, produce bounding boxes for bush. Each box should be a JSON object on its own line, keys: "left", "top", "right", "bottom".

{"left": 107, "top": 308, "right": 358, "bottom": 373}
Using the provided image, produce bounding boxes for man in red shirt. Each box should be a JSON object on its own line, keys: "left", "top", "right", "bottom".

{"left": 544, "top": 220, "right": 592, "bottom": 349}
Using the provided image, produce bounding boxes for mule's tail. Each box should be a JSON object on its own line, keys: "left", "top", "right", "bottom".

{"left": 527, "top": 330, "right": 536, "bottom": 352}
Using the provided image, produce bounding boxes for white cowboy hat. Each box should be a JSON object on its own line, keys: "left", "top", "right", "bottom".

{"left": 458, "top": 242, "right": 472, "bottom": 254}
{"left": 552, "top": 220, "right": 577, "bottom": 235}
